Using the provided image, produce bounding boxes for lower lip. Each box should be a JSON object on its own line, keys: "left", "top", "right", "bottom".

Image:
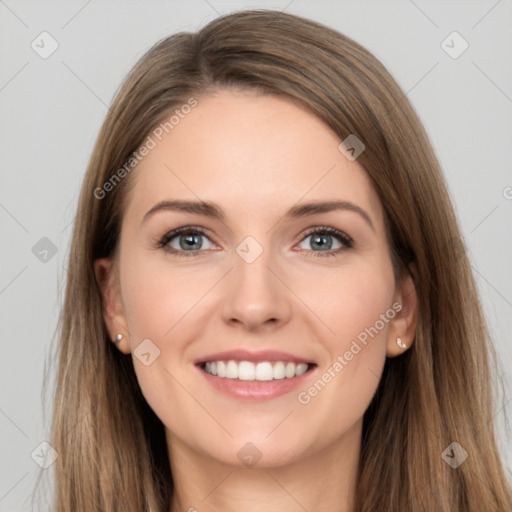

{"left": 196, "top": 364, "right": 317, "bottom": 401}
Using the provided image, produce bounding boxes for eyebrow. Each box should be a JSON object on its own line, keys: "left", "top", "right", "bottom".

{"left": 142, "top": 199, "right": 374, "bottom": 230}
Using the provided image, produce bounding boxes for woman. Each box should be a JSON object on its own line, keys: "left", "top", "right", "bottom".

{"left": 42, "top": 9, "right": 512, "bottom": 511}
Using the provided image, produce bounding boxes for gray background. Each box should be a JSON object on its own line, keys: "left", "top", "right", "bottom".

{"left": 1, "top": 0, "right": 511, "bottom": 510}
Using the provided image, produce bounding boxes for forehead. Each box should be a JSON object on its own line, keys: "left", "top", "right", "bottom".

{"left": 123, "top": 90, "right": 383, "bottom": 227}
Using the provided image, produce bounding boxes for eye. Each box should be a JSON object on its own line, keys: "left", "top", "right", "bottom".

{"left": 157, "top": 226, "right": 216, "bottom": 256}
{"left": 156, "top": 225, "right": 353, "bottom": 258}
{"left": 296, "top": 226, "right": 353, "bottom": 257}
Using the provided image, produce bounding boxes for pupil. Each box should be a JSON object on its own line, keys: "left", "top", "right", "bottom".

{"left": 312, "top": 234, "right": 332, "bottom": 250}
{"left": 180, "top": 234, "right": 201, "bottom": 250}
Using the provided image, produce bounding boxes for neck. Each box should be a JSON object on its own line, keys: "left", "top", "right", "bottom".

{"left": 167, "top": 420, "right": 361, "bottom": 512}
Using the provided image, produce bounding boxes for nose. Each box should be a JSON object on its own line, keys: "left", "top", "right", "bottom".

{"left": 220, "top": 247, "right": 292, "bottom": 333}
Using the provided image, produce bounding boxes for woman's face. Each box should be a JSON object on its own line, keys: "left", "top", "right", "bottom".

{"left": 96, "top": 90, "right": 416, "bottom": 468}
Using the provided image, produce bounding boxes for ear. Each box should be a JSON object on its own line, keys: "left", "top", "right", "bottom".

{"left": 94, "top": 257, "right": 131, "bottom": 354}
{"left": 386, "top": 264, "right": 419, "bottom": 357}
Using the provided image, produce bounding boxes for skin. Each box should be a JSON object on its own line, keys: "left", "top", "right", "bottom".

{"left": 95, "top": 89, "right": 418, "bottom": 512}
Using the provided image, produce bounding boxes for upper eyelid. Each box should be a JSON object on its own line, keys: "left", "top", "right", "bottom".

{"left": 300, "top": 225, "right": 352, "bottom": 241}
{"left": 159, "top": 225, "right": 215, "bottom": 244}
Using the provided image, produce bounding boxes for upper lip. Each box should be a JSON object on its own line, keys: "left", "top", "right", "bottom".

{"left": 194, "top": 349, "right": 316, "bottom": 365}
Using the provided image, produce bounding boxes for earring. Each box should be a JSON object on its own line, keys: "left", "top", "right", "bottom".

{"left": 112, "top": 333, "right": 123, "bottom": 345}
{"left": 396, "top": 337, "right": 407, "bottom": 349}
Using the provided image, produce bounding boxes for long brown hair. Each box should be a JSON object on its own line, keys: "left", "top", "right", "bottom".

{"left": 36, "top": 9, "right": 512, "bottom": 511}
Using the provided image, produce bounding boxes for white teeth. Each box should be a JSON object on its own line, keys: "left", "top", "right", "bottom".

{"left": 285, "top": 362, "right": 295, "bottom": 378}
{"left": 255, "top": 362, "right": 273, "bottom": 381}
{"left": 226, "top": 360, "right": 238, "bottom": 379}
{"left": 203, "top": 360, "right": 311, "bottom": 381}
{"left": 295, "top": 363, "right": 308, "bottom": 376}
{"left": 273, "top": 361, "right": 286, "bottom": 379}
{"left": 239, "top": 361, "right": 255, "bottom": 381}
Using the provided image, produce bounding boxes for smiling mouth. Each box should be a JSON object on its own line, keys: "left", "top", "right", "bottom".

{"left": 198, "top": 360, "right": 317, "bottom": 381}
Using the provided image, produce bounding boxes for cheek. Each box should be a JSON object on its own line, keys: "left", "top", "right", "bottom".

{"left": 294, "top": 259, "right": 395, "bottom": 436}
{"left": 302, "top": 256, "right": 396, "bottom": 347}
{"left": 120, "top": 251, "right": 216, "bottom": 345}
{"left": 118, "top": 254, "right": 216, "bottom": 436}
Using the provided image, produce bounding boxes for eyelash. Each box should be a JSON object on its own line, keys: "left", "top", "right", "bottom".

{"left": 156, "top": 225, "right": 354, "bottom": 258}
